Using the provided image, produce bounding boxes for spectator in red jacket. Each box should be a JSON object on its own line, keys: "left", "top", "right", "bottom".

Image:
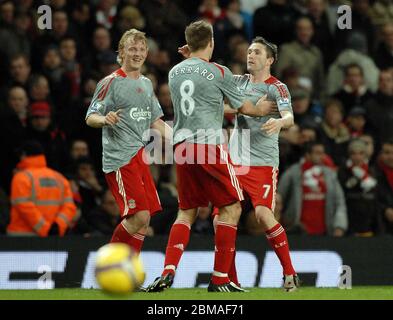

{"left": 26, "top": 101, "right": 68, "bottom": 171}
{"left": 278, "top": 141, "right": 348, "bottom": 236}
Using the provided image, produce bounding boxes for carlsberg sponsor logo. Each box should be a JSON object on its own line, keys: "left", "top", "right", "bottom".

{"left": 130, "top": 107, "right": 151, "bottom": 121}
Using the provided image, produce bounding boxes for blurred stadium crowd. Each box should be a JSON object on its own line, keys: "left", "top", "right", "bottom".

{"left": 0, "top": 0, "right": 393, "bottom": 237}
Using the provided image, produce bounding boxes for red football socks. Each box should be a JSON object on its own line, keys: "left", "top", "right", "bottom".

{"left": 228, "top": 250, "right": 239, "bottom": 286}
{"left": 266, "top": 223, "right": 296, "bottom": 275}
{"left": 211, "top": 221, "right": 237, "bottom": 285}
{"left": 110, "top": 223, "right": 145, "bottom": 254}
{"left": 162, "top": 220, "right": 191, "bottom": 276}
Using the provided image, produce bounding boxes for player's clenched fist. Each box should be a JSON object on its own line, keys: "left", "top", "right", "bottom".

{"left": 104, "top": 109, "right": 121, "bottom": 126}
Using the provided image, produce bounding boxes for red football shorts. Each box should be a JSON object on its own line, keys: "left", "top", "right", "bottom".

{"left": 105, "top": 148, "right": 162, "bottom": 218}
{"left": 175, "top": 142, "right": 244, "bottom": 210}
{"left": 213, "top": 166, "right": 279, "bottom": 215}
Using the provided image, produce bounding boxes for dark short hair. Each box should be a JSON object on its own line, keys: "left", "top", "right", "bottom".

{"left": 18, "top": 140, "right": 44, "bottom": 157}
{"left": 382, "top": 139, "right": 393, "bottom": 147}
{"left": 185, "top": 20, "right": 213, "bottom": 52}
{"left": 304, "top": 141, "right": 324, "bottom": 155}
{"left": 299, "top": 119, "right": 319, "bottom": 131}
{"left": 28, "top": 74, "right": 48, "bottom": 94}
{"left": 251, "top": 36, "right": 278, "bottom": 64}
{"left": 10, "top": 53, "right": 30, "bottom": 65}
{"left": 75, "top": 156, "right": 94, "bottom": 167}
{"left": 344, "top": 63, "right": 363, "bottom": 77}
{"left": 324, "top": 99, "right": 344, "bottom": 115}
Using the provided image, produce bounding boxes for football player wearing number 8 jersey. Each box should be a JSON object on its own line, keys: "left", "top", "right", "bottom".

{"left": 146, "top": 20, "right": 275, "bottom": 293}
{"left": 214, "top": 37, "right": 299, "bottom": 292}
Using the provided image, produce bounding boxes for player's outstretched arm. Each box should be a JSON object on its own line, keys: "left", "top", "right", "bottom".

{"left": 151, "top": 118, "right": 173, "bottom": 143}
{"left": 86, "top": 110, "right": 121, "bottom": 128}
{"left": 262, "top": 110, "right": 294, "bottom": 135}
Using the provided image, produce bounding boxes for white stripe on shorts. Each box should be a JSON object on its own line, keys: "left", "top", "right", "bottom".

{"left": 116, "top": 169, "right": 129, "bottom": 216}
{"left": 218, "top": 145, "right": 244, "bottom": 201}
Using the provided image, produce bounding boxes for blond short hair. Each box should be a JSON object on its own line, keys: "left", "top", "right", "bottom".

{"left": 117, "top": 28, "right": 147, "bottom": 65}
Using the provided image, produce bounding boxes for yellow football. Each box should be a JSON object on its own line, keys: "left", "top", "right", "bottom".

{"left": 95, "top": 243, "right": 145, "bottom": 294}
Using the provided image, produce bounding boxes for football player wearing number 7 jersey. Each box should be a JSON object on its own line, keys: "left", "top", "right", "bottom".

{"left": 216, "top": 36, "right": 299, "bottom": 292}
{"left": 146, "top": 20, "right": 274, "bottom": 293}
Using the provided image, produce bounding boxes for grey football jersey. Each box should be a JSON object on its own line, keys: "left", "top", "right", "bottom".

{"left": 169, "top": 57, "right": 245, "bottom": 145}
{"left": 229, "top": 74, "right": 293, "bottom": 167}
{"left": 86, "top": 68, "right": 163, "bottom": 173}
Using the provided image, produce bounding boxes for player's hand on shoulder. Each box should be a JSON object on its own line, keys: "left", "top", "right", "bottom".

{"left": 262, "top": 118, "right": 283, "bottom": 135}
{"left": 104, "top": 109, "right": 121, "bottom": 126}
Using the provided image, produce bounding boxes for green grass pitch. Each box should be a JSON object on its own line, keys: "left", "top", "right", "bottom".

{"left": 0, "top": 287, "right": 392, "bottom": 300}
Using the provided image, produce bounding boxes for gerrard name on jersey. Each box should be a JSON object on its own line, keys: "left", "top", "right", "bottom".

{"left": 170, "top": 66, "right": 215, "bottom": 81}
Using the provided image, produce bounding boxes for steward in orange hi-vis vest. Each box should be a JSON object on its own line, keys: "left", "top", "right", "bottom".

{"left": 7, "top": 141, "right": 78, "bottom": 237}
